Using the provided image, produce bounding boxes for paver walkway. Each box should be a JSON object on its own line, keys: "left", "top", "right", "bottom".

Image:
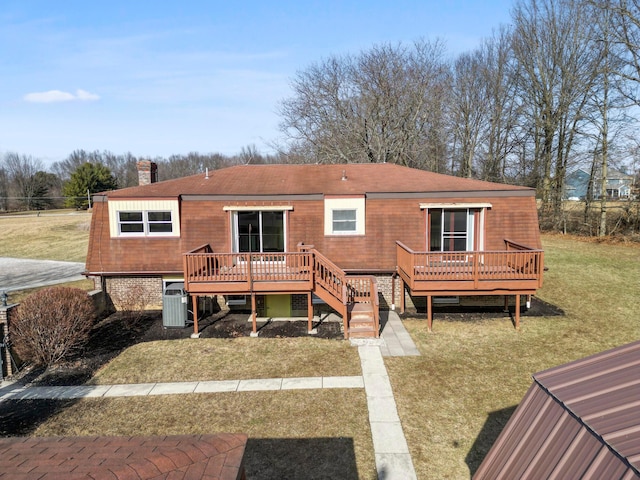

{"left": 379, "top": 310, "right": 421, "bottom": 357}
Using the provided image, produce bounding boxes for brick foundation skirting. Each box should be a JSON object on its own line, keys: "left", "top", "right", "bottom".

{"left": 104, "top": 276, "right": 163, "bottom": 310}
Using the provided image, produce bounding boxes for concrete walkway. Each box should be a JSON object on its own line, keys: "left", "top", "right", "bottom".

{"left": 359, "top": 345, "right": 418, "bottom": 479}
{"left": 379, "top": 310, "right": 421, "bottom": 357}
{"left": 0, "top": 311, "right": 419, "bottom": 479}
{"left": 0, "top": 376, "right": 364, "bottom": 401}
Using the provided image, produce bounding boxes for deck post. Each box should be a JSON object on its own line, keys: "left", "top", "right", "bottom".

{"left": 427, "top": 295, "right": 432, "bottom": 332}
{"left": 399, "top": 277, "right": 406, "bottom": 314}
{"left": 191, "top": 295, "right": 200, "bottom": 338}
{"left": 391, "top": 272, "right": 396, "bottom": 310}
{"left": 307, "top": 292, "right": 313, "bottom": 333}
{"left": 250, "top": 293, "right": 257, "bottom": 336}
{"left": 515, "top": 294, "right": 521, "bottom": 329}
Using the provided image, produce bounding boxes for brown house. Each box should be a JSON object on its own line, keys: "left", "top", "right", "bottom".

{"left": 85, "top": 162, "right": 544, "bottom": 338}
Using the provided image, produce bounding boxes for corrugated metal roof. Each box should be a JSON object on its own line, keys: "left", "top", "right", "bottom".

{"left": 475, "top": 340, "right": 640, "bottom": 479}
{"left": 104, "top": 163, "right": 533, "bottom": 198}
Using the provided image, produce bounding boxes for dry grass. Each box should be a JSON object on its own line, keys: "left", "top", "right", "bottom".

{"left": 89, "top": 337, "right": 361, "bottom": 384}
{"left": 19, "top": 230, "right": 640, "bottom": 478}
{"left": 0, "top": 211, "right": 91, "bottom": 262}
{"left": 8, "top": 279, "right": 95, "bottom": 304}
{"left": 386, "top": 233, "right": 640, "bottom": 479}
{"left": 34, "top": 390, "right": 376, "bottom": 479}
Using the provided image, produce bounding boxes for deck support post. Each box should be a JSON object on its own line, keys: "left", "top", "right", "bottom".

{"left": 515, "top": 294, "right": 521, "bottom": 330}
{"left": 307, "top": 292, "right": 314, "bottom": 334}
{"left": 399, "top": 277, "right": 406, "bottom": 314}
{"left": 250, "top": 293, "right": 257, "bottom": 336}
{"left": 191, "top": 295, "right": 200, "bottom": 338}
{"left": 426, "top": 295, "right": 432, "bottom": 332}
{"left": 391, "top": 273, "right": 396, "bottom": 310}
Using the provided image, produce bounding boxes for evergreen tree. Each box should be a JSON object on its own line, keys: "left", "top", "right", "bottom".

{"left": 62, "top": 162, "right": 117, "bottom": 209}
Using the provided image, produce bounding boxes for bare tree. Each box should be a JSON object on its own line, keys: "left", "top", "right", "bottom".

{"left": 511, "top": 0, "right": 604, "bottom": 227}
{"left": 604, "top": 0, "right": 640, "bottom": 106}
{"left": 479, "top": 28, "right": 525, "bottom": 183}
{"left": 450, "top": 50, "right": 487, "bottom": 177}
{"left": 2, "top": 153, "right": 46, "bottom": 210}
{"left": 279, "top": 40, "right": 452, "bottom": 170}
{"left": 0, "top": 165, "right": 8, "bottom": 211}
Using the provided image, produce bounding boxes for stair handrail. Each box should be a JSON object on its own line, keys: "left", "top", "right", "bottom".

{"left": 310, "top": 248, "right": 348, "bottom": 305}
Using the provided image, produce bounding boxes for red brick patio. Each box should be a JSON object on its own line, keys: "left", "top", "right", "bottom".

{"left": 0, "top": 433, "right": 247, "bottom": 479}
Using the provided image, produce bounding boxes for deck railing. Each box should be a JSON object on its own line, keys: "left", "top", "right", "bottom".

{"left": 396, "top": 241, "right": 544, "bottom": 289}
{"left": 183, "top": 246, "right": 313, "bottom": 287}
{"left": 184, "top": 243, "right": 379, "bottom": 338}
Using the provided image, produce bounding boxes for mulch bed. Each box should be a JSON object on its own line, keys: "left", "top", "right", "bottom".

{"left": 403, "top": 296, "right": 564, "bottom": 321}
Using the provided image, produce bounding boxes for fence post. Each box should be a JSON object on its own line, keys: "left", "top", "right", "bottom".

{"left": 0, "top": 302, "right": 19, "bottom": 379}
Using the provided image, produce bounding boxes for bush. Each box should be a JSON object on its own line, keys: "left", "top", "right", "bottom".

{"left": 118, "top": 284, "right": 148, "bottom": 329}
{"left": 10, "top": 287, "right": 95, "bottom": 367}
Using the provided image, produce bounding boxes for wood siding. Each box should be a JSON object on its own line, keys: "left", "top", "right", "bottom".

{"left": 85, "top": 194, "right": 541, "bottom": 274}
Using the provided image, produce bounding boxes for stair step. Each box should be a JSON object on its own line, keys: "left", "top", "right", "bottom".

{"left": 348, "top": 328, "right": 378, "bottom": 339}
{"left": 350, "top": 321, "right": 375, "bottom": 329}
{"left": 351, "top": 314, "right": 374, "bottom": 322}
{"left": 349, "top": 303, "right": 374, "bottom": 314}
{"left": 349, "top": 318, "right": 375, "bottom": 327}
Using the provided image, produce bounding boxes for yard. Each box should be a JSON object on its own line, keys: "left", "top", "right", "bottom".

{"left": 1, "top": 211, "right": 639, "bottom": 478}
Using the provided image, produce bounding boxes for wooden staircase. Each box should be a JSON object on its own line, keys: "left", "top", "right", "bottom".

{"left": 348, "top": 303, "right": 378, "bottom": 339}
{"left": 301, "top": 245, "right": 379, "bottom": 339}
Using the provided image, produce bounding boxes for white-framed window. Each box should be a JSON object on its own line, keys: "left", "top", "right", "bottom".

{"left": 117, "top": 210, "right": 173, "bottom": 236}
{"left": 108, "top": 200, "right": 180, "bottom": 238}
{"left": 332, "top": 209, "right": 357, "bottom": 233}
{"left": 324, "top": 197, "right": 365, "bottom": 235}
{"left": 232, "top": 210, "right": 286, "bottom": 253}
{"left": 421, "top": 203, "right": 490, "bottom": 253}
{"left": 429, "top": 209, "right": 475, "bottom": 252}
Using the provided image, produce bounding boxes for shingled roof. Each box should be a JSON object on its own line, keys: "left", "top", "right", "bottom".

{"left": 475, "top": 340, "right": 640, "bottom": 479}
{"left": 104, "top": 163, "right": 532, "bottom": 198}
{"left": 0, "top": 434, "right": 247, "bottom": 479}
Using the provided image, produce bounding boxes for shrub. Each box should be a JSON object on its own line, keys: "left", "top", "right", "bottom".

{"left": 118, "top": 284, "right": 148, "bottom": 329}
{"left": 10, "top": 287, "right": 95, "bottom": 367}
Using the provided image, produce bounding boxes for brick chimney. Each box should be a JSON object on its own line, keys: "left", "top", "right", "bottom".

{"left": 137, "top": 160, "right": 158, "bottom": 186}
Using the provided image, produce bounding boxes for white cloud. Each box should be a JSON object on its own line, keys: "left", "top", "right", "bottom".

{"left": 23, "top": 89, "right": 100, "bottom": 103}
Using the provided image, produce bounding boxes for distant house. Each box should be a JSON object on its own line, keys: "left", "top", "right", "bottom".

{"left": 474, "top": 340, "right": 640, "bottom": 479}
{"left": 565, "top": 167, "right": 635, "bottom": 200}
{"left": 85, "top": 162, "right": 544, "bottom": 338}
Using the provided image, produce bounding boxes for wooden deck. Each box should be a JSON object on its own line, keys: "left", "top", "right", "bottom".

{"left": 182, "top": 244, "right": 379, "bottom": 339}
{"left": 396, "top": 240, "right": 544, "bottom": 329}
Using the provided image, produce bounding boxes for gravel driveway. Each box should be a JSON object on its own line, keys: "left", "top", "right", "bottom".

{"left": 0, "top": 257, "right": 86, "bottom": 292}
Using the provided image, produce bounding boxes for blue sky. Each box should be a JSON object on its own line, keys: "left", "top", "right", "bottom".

{"left": 0, "top": 1, "right": 513, "bottom": 166}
